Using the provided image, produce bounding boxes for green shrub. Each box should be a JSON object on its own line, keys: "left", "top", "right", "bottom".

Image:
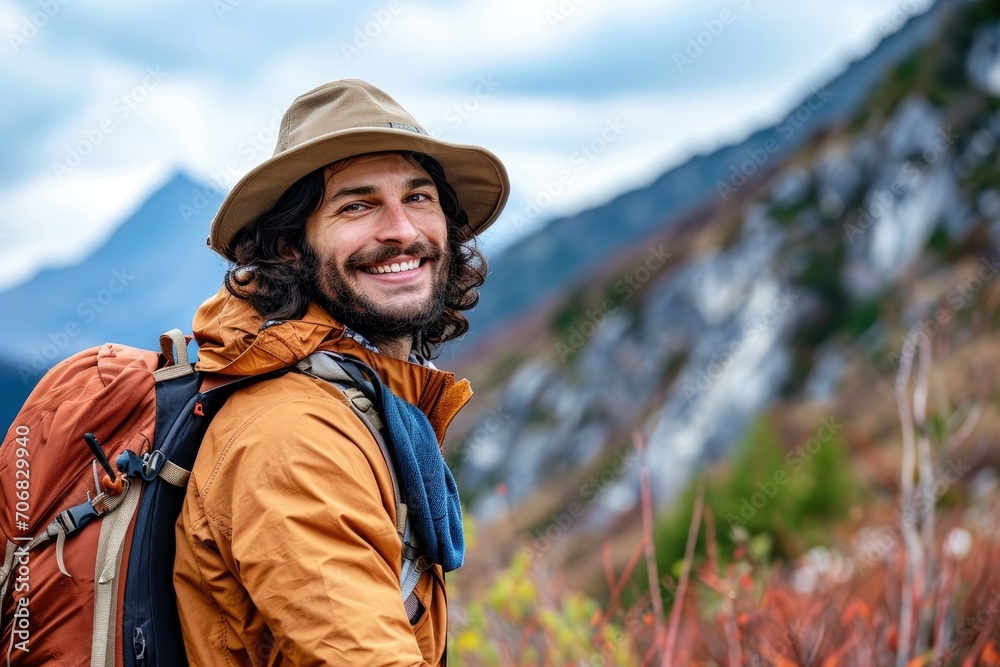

{"left": 652, "top": 415, "right": 856, "bottom": 579}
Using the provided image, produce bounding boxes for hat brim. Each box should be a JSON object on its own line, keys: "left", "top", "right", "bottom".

{"left": 208, "top": 128, "right": 510, "bottom": 255}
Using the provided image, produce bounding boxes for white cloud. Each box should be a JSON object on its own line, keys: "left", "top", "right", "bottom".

{"left": 0, "top": 161, "right": 171, "bottom": 290}
{"left": 0, "top": 0, "right": 24, "bottom": 34}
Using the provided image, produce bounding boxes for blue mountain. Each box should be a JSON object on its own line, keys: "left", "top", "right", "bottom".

{"left": 0, "top": 172, "right": 226, "bottom": 433}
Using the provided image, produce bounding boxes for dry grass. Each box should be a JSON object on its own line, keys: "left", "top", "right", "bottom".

{"left": 450, "top": 328, "right": 1000, "bottom": 666}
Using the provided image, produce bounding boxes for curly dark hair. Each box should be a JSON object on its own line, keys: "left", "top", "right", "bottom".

{"left": 223, "top": 152, "right": 489, "bottom": 358}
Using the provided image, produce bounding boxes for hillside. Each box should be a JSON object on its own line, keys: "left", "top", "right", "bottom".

{"left": 445, "top": 0, "right": 1000, "bottom": 662}
{"left": 448, "top": 0, "right": 1000, "bottom": 590}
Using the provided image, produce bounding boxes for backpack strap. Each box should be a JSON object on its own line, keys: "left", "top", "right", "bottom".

{"left": 153, "top": 329, "right": 195, "bottom": 382}
{"left": 90, "top": 478, "right": 143, "bottom": 667}
{"left": 341, "top": 379, "right": 428, "bottom": 616}
{"left": 295, "top": 352, "right": 429, "bottom": 620}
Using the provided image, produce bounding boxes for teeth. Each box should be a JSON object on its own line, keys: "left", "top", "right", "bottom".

{"left": 365, "top": 259, "right": 420, "bottom": 274}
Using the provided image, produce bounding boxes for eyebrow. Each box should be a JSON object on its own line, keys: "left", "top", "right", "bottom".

{"left": 328, "top": 185, "right": 376, "bottom": 202}
{"left": 407, "top": 177, "right": 435, "bottom": 190}
{"left": 327, "top": 177, "right": 436, "bottom": 204}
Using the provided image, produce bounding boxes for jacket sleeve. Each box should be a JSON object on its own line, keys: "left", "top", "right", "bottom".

{"left": 222, "top": 395, "right": 431, "bottom": 667}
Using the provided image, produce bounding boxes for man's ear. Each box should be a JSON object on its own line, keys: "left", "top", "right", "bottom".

{"left": 277, "top": 238, "right": 302, "bottom": 264}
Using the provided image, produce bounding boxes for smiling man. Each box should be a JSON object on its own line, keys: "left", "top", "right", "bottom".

{"left": 172, "top": 80, "right": 509, "bottom": 666}
{"left": 303, "top": 152, "right": 452, "bottom": 361}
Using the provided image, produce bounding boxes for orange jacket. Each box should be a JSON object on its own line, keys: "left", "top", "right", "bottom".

{"left": 173, "top": 288, "right": 472, "bottom": 666}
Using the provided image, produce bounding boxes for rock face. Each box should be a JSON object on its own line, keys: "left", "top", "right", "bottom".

{"left": 843, "top": 96, "right": 966, "bottom": 296}
{"left": 454, "top": 8, "right": 1000, "bottom": 549}
{"left": 462, "top": 197, "right": 802, "bottom": 528}
{"left": 968, "top": 23, "right": 1000, "bottom": 96}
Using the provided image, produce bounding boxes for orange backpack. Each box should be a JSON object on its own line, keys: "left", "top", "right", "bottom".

{"left": 0, "top": 330, "right": 422, "bottom": 666}
{"left": 0, "top": 330, "right": 274, "bottom": 666}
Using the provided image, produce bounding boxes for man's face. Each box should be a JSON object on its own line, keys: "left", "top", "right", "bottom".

{"left": 302, "top": 152, "right": 451, "bottom": 343}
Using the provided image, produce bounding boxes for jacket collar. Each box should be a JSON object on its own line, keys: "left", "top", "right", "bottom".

{"left": 192, "top": 287, "right": 472, "bottom": 440}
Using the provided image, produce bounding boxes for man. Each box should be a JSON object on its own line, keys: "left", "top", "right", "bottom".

{"left": 173, "top": 79, "right": 509, "bottom": 666}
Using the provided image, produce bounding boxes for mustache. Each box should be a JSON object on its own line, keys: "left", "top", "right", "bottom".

{"left": 343, "top": 242, "right": 444, "bottom": 270}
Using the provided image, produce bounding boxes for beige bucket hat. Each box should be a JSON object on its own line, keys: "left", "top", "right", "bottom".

{"left": 208, "top": 79, "right": 510, "bottom": 256}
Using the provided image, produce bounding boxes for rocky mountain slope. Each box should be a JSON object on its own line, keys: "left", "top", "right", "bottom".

{"left": 455, "top": 0, "right": 959, "bottom": 353}
{"left": 448, "top": 0, "right": 1000, "bottom": 578}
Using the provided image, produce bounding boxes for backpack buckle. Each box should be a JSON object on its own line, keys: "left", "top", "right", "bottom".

{"left": 116, "top": 449, "right": 166, "bottom": 482}
{"left": 141, "top": 450, "right": 165, "bottom": 481}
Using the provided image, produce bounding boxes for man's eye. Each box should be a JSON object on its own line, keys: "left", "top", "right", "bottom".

{"left": 339, "top": 203, "right": 366, "bottom": 213}
{"left": 407, "top": 193, "right": 429, "bottom": 202}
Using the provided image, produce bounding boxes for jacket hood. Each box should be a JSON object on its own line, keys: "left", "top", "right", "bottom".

{"left": 192, "top": 287, "right": 473, "bottom": 440}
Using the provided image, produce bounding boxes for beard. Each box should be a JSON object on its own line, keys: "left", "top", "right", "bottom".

{"left": 301, "top": 239, "right": 450, "bottom": 350}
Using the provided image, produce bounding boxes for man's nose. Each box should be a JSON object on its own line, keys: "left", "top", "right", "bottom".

{"left": 376, "top": 201, "right": 420, "bottom": 246}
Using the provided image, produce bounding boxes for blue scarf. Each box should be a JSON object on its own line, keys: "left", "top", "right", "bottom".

{"left": 336, "top": 357, "right": 465, "bottom": 572}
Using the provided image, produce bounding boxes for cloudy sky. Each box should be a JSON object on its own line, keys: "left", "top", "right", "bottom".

{"left": 0, "top": 0, "right": 931, "bottom": 291}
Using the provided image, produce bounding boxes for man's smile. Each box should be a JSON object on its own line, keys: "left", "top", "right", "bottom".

{"left": 360, "top": 257, "right": 424, "bottom": 275}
